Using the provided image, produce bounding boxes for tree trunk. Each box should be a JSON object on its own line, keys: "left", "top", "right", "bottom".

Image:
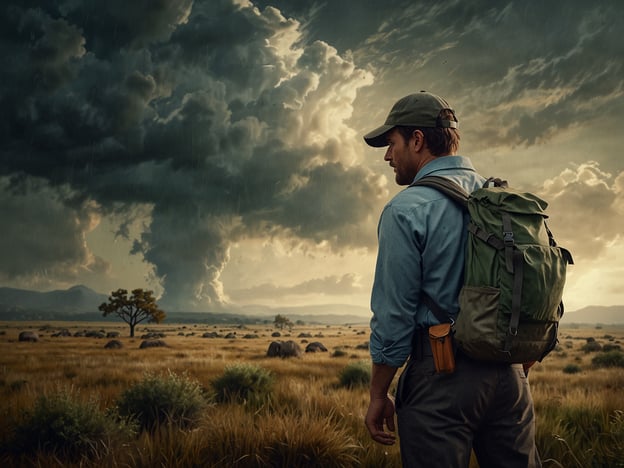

{"left": 130, "top": 324, "right": 135, "bottom": 338}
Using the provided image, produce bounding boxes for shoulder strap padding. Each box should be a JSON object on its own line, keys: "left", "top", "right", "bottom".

{"left": 409, "top": 176, "right": 469, "bottom": 208}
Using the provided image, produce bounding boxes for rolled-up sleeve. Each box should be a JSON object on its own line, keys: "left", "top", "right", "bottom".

{"left": 370, "top": 203, "right": 425, "bottom": 367}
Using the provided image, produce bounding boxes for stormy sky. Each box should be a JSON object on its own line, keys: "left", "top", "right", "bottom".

{"left": 1, "top": 0, "right": 622, "bottom": 313}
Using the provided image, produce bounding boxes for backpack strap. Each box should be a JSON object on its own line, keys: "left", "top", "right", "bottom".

{"left": 410, "top": 176, "right": 469, "bottom": 324}
{"left": 504, "top": 249, "right": 524, "bottom": 355}
{"left": 420, "top": 292, "right": 452, "bottom": 324}
{"left": 409, "top": 176, "right": 472, "bottom": 324}
{"left": 409, "top": 175, "right": 469, "bottom": 207}
{"left": 411, "top": 176, "right": 505, "bottom": 250}
{"left": 410, "top": 175, "right": 509, "bottom": 327}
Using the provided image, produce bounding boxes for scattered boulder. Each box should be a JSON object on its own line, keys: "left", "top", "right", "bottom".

{"left": 139, "top": 340, "right": 168, "bottom": 349}
{"left": 141, "top": 332, "right": 165, "bottom": 339}
{"left": 305, "top": 342, "right": 328, "bottom": 353}
{"left": 85, "top": 330, "right": 105, "bottom": 338}
{"left": 104, "top": 340, "right": 123, "bottom": 349}
{"left": 202, "top": 332, "right": 220, "bottom": 338}
{"left": 267, "top": 340, "right": 302, "bottom": 358}
{"left": 271, "top": 331, "right": 281, "bottom": 337}
{"left": 106, "top": 331, "right": 120, "bottom": 338}
{"left": 298, "top": 332, "right": 312, "bottom": 338}
{"left": 51, "top": 329, "right": 71, "bottom": 337}
{"left": 267, "top": 341, "right": 281, "bottom": 357}
{"left": 18, "top": 331, "right": 39, "bottom": 342}
{"left": 243, "top": 334, "right": 259, "bottom": 339}
{"left": 224, "top": 332, "right": 237, "bottom": 339}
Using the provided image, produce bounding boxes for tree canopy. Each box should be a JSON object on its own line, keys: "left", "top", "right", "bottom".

{"left": 99, "top": 288, "right": 166, "bottom": 337}
{"left": 273, "top": 314, "right": 293, "bottom": 331}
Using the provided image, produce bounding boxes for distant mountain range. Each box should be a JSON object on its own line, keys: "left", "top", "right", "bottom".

{"left": 0, "top": 285, "right": 370, "bottom": 325}
{"left": 0, "top": 285, "right": 108, "bottom": 315}
{"left": 560, "top": 305, "right": 624, "bottom": 326}
{"left": 0, "top": 285, "right": 622, "bottom": 325}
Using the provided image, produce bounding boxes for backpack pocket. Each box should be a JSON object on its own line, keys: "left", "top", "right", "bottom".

{"left": 455, "top": 285, "right": 504, "bottom": 361}
{"left": 455, "top": 284, "right": 560, "bottom": 363}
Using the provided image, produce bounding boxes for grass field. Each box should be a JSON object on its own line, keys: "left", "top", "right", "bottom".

{"left": 0, "top": 320, "right": 622, "bottom": 467}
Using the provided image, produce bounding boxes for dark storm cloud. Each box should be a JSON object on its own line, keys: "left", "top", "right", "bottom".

{"left": 0, "top": 176, "right": 109, "bottom": 287}
{"left": 0, "top": 0, "right": 379, "bottom": 311}
{"left": 344, "top": 0, "right": 624, "bottom": 149}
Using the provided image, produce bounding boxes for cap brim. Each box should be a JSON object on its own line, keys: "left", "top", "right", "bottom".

{"left": 363, "top": 124, "right": 394, "bottom": 147}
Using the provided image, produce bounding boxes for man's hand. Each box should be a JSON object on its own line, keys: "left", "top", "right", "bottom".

{"left": 365, "top": 393, "right": 397, "bottom": 445}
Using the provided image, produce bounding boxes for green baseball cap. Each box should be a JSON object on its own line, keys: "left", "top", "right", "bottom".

{"left": 363, "top": 91, "right": 457, "bottom": 147}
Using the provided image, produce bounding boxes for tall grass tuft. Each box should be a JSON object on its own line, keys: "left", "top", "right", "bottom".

{"left": 116, "top": 370, "right": 207, "bottom": 431}
{"left": 9, "top": 387, "right": 135, "bottom": 461}
{"left": 211, "top": 363, "right": 274, "bottom": 406}
{"left": 562, "top": 364, "right": 582, "bottom": 374}
{"left": 592, "top": 350, "right": 624, "bottom": 368}
{"left": 338, "top": 360, "right": 371, "bottom": 388}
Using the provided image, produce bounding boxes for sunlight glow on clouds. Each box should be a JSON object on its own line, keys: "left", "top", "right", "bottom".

{"left": 1, "top": 0, "right": 623, "bottom": 312}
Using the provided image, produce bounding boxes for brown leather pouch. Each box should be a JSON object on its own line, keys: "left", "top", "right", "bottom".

{"left": 429, "top": 323, "right": 455, "bottom": 374}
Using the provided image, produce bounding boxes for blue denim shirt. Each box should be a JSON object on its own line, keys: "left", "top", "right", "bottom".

{"left": 370, "top": 156, "right": 486, "bottom": 367}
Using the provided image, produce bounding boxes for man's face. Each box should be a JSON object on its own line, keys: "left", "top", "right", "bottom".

{"left": 384, "top": 128, "right": 418, "bottom": 186}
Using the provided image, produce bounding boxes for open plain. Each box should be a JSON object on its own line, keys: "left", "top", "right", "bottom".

{"left": 0, "top": 320, "right": 622, "bottom": 467}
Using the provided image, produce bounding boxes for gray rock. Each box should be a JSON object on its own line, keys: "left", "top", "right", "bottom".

{"left": 139, "top": 339, "right": 168, "bottom": 349}
{"left": 18, "top": 331, "right": 39, "bottom": 342}
{"left": 305, "top": 341, "right": 328, "bottom": 353}
{"left": 104, "top": 340, "right": 123, "bottom": 349}
{"left": 267, "top": 340, "right": 302, "bottom": 358}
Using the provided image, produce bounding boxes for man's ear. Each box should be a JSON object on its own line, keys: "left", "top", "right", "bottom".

{"left": 411, "top": 129, "right": 425, "bottom": 152}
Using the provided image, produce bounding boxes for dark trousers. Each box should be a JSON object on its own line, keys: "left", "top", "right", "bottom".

{"left": 395, "top": 350, "right": 541, "bottom": 468}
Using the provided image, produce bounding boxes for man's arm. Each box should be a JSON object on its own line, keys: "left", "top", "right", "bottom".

{"left": 365, "top": 362, "right": 399, "bottom": 445}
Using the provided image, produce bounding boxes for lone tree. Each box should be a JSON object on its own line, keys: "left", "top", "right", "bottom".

{"left": 273, "top": 314, "right": 293, "bottom": 331}
{"left": 99, "top": 288, "right": 166, "bottom": 338}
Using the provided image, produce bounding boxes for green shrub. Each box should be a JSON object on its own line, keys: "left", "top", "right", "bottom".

{"left": 592, "top": 350, "right": 624, "bottom": 368}
{"left": 581, "top": 341, "right": 602, "bottom": 353}
{"left": 562, "top": 364, "right": 582, "bottom": 374}
{"left": 332, "top": 348, "right": 348, "bottom": 358}
{"left": 116, "top": 371, "right": 207, "bottom": 431}
{"left": 338, "top": 361, "right": 371, "bottom": 389}
{"left": 12, "top": 388, "right": 134, "bottom": 459}
{"left": 212, "top": 363, "right": 274, "bottom": 406}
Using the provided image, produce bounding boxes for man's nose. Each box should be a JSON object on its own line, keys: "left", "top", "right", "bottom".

{"left": 384, "top": 148, "right": 391, "bottom": 161}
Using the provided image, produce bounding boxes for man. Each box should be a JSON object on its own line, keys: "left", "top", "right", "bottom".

{"left": 363, "top": 91, "right": 541, "bottom": 467}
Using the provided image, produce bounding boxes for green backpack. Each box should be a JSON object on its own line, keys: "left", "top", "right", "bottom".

{"left": 412, "top": 176, "right": 574, "bottom": 363}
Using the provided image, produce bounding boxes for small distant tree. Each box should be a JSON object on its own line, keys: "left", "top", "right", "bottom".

{"left": 99, "top": 288, "right": 166, "bottom": 337}
{"left": 273, "top": 314, "right": 293, "bottom": 331}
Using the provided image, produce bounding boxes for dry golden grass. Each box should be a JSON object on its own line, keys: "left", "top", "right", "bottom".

{"left": 0, "top": 321, "right": 622, "bottom": 467}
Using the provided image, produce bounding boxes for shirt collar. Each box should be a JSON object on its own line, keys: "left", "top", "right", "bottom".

{"left": 412, "top": 155, "right": 476, "bottom": 183}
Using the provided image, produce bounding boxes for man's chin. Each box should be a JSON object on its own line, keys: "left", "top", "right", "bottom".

{"left": 395, "top": 175, "right": 410, "bottom": 186}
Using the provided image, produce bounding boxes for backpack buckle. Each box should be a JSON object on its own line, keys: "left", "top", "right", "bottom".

{"left": 503, "top": 231, "right": 514, "bottom": 245}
